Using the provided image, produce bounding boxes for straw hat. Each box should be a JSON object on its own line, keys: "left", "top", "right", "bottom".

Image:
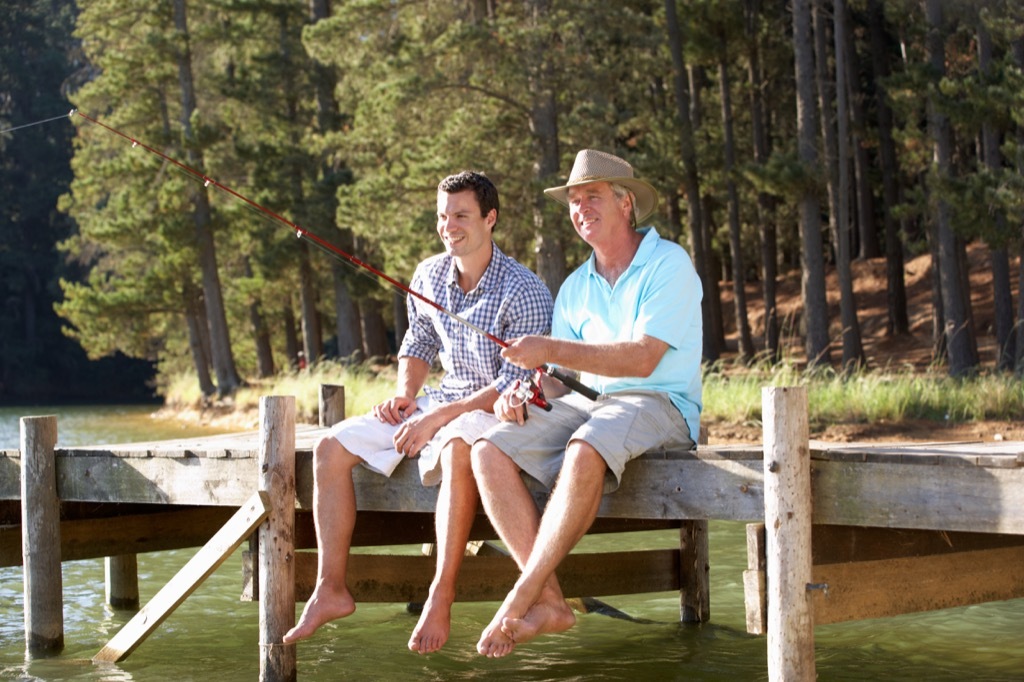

{"left": 543, "top": 149, "right": 659, "bottom": 224}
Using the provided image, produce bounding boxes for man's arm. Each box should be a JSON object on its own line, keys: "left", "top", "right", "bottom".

{"left": 385, "top": 356, "right": 502, "bottom": 457}
{"left": 500, "top": 334, "right": 669, "bottom": 379}
{"left": 373, "top": 355, "right": 431, "bottom": 425}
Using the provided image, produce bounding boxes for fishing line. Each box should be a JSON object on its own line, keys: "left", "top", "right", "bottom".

{"left": 65, "top": 109, "right": 599, "bottom": 403}
{"left": 0, "top": 112, "right": 76, "bottom": 135}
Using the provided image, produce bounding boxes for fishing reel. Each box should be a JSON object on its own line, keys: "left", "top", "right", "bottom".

{"left": 510, "top": 371, "right": 551, "bottom": 415}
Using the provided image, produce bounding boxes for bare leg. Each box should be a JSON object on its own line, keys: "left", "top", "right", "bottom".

{"left": 408, "top": 439, "right": 479, "bottom": 654}
{"left": 498, "top": 441, "right": 605, "bottom": 646}
{"left": 283, "top": 436, "right": 361, "bottom": 643}
{"left": 471, "top": 441, "right": 577, "bottom": 658}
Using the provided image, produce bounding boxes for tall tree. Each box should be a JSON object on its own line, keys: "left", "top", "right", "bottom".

{"left": 924, "top": 0, "right": 978, "bottom": 376}
{"left": 813, "top": 0, "right": 864, "bottom": 371}
{"left": 716, "top": 35, "right": 755, "bottom": 361}
{"left": 976, "top": 12, "right": 1015, "bottom": 371}
{"left": 744, "top": 0, "right": 781, "bottom": 363}
{"left": 793, "top": 0, "right": 832, "bottom": 368}
{"left": 665, "top": 0, "right": 717, "bottom": 361}
{"left": 172, "top": 0, "right": 242, "bottom": 393}
{"left": 867, "top": 0, "right": 910, "bottom": 337}
{"left": 1013, "top": 34, "right": 1024, "bottom": 375}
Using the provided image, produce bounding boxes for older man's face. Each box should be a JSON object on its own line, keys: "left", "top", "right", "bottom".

{"left": 566, "top": 181, "right": 632, "bottom": 246}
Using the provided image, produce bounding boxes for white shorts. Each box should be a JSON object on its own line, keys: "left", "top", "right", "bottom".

{"left": 329, "top": 396, "right": 499, "bottom": 486}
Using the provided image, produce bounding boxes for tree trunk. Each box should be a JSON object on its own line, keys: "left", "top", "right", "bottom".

{"left": 332, "top": 262, "right": 363, "bottom": 361}
{"left": 718, "top": 51, "right": 755, "bottom": 360}
{"left": 527, "top": 0, "right": 565, "bottom": 297}
{"left": 793, "top": 0, "right": 832, "bottom": 368}
{"left": 309, "top": 0, "right": 362, "bottom": 364}
{"left": 1013, "top": 36, "right": 1024, "bottom": 375}
{"left": 841, "top": 0, "right": 880, "bottom": 260}
{"left": 745, "top": 0, "right": 780, "bottom": 363}
{"left": 173, "top": 0, "right": 241, "bottom": 395}
{"left": 690, "top": 65, "right": 727, "bottom": 353}
{"left": 867, "top": 0, "right": 910, "bottom": 336}
{"left": 665, "top": 0, "right": 718, "bottom": 361}
{"left": 183, "top": 281, "right": 216, "bottom": 397}
{"left": 283, "top": 303, "right": 301, "bottom": 370}
{"left": 925, "top": 0, "right": 977, "bottom": 376}
{"left": 832, "top": 0, "right": 865, "bottom": 370}
{"left": 243, "top": 259, "right": 275, "bottom": 378}
{"left": 298, "top": 241, "right": 323, "bottom": 364}
{"left": 360, "top": 297, "right": 391, "bottom": 360}
{"left": 977, "top": 21, "right": 1016, "bottom": 371}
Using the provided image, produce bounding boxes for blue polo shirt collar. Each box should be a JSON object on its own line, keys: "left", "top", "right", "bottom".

{"left": 584, "top": 226, "right": 659, "bottom": 284}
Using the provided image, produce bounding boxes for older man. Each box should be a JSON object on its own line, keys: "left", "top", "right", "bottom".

{"left": 471, "top": 149, "right": 703, "bottom": 657}
{"left": 283, "top": 171, "right": 552, "bottom": 655}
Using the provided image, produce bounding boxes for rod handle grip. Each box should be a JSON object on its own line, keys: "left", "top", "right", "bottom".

{"left": 541, "top": 365, "right": 601, "bottom": 402}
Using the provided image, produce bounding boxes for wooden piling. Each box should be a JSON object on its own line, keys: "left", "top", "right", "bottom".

{"left": 20, "top": 415, "right": 64, "bottom": 655}
{"left": 258, "top": 396, "right": 297, "bottom": 682}
{"left": 762, "top": 386, "right": 815, "bottom": 681}
{"left": 105, "top": 555, "right": 140, "bottom": 610}
{"left": 679, "top": 425, "right": 710, "bottom": 623}
{"left": 318, "top": 384, "right": 346, "bottom": 427}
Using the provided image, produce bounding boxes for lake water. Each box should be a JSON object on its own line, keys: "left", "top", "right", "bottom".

{"left": 1, "top": 405, "right": 1022, "bottom": 680}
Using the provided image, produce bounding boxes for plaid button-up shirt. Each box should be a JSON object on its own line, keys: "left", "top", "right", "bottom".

{"left": 399, "top": 243, "right": 553, "bottom": 403}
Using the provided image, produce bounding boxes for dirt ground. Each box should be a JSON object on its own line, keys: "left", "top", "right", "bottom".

{"left": 708, "top": 241, "right": 1023, "bottom": 445}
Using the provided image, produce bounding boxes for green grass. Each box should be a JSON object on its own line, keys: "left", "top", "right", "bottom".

{"left": 163, "top": 360, "right": 398, "bottom": 424}
{"left": 701, "top": 360, "right": 1024, "bottom": 430}
{"left": 164, "top": 358, "right": 1024, "bottom": 429}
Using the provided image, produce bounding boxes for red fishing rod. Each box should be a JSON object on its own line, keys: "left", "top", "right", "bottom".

{"left": 70, "top": 110, "right": 599, "bottom": 408}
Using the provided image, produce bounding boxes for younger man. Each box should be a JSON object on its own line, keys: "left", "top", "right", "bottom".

{"left": 283, "top": 171, "right": 553, "bottom": 655}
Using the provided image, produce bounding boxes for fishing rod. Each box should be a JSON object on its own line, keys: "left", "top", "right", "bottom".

{"left": 68, "top": 109, "right": 600, "bottom": 408}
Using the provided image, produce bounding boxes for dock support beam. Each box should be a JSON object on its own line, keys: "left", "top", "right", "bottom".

{"left": 105, "top": 555, "right": 140, "bottom": 610}
{"left": 679, "top": 425, "right": 710, "bottom": 623}
{"left": 258, "top": 396, "right": 297, "bottom": 682}
{"left": 762, "top": 386, "right": 815, "bottom": 681}
{"left": 20, "top": 415, "right": 64, "bottom": 656}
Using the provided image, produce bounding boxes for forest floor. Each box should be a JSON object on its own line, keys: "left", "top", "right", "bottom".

{"left": 706, "top": 240, "right": 1024, "bottom": 445}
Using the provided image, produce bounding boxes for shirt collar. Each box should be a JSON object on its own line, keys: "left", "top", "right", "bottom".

{"left": 584, "top": 226, "right": 659, "bottom": 281}
{"left": 445, "top": 241, "right": 503, "bottom": 293}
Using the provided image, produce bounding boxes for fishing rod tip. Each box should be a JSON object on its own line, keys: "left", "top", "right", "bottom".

{"left": 68, "top": 109, "right": 78, "bottom": 118}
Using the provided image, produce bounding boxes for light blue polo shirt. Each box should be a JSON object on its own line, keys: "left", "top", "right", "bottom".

{"left": 552, "top": 226, "right": 703, "bottom": 439}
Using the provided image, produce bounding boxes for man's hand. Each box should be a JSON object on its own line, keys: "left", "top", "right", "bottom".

{"left": 372, "top": 396, "right": 418, "bottom": 425}
{"left": 500, "top": 335, "right": 550, "bottom": 370}
{"left": 393, "top": 410, "right": 446, "bottom": 457}
{"left": 493, "top": 381, "right": 528, "bottom": 425}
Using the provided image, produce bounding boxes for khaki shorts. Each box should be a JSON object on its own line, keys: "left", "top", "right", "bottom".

{"left": 479, "top": 390, "right": 694, "bottom": 493}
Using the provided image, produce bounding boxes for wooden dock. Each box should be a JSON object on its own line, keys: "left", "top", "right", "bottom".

{"left": 2, "top": 386, "right": 1023, "bottom": 681}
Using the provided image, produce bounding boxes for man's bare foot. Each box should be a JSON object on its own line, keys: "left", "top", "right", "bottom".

{"left": 476, "top": 608, "right": 517, "bottom": 659}
{"left": 282, "top": 583, "right": 356, "bottom": 644}
{"left": 500, "top": 597, "right": 576, "bottom": 646}
{"left": 407, "top": 595, "right": 452, "bottom": 654}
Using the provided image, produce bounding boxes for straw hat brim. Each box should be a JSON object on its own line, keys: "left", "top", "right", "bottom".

{"left": 544, "top": 176, "right": 659, "bottom": 224}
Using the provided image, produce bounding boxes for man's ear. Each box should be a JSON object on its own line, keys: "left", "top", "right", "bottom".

{"left": 485, "top": 208, "right": 498, "bottom": 230}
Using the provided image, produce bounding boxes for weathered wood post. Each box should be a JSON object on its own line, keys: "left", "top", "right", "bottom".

{"left": 679, "top": 425, "right": 710, "bottom": 622}
{"left": 105, "top": 555, "right": 140, "bottom": 610}
{"left": 319, "top": 384, "right": 346, "bottom": 427}
{"left": 762, "top": 386, "right": 815, "bottom": 680}
{"left": 258, "top": 396, "right": 297, "bottom": 682}
{"left": 20, "top": 415, "right": 64, "bottom": 655}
